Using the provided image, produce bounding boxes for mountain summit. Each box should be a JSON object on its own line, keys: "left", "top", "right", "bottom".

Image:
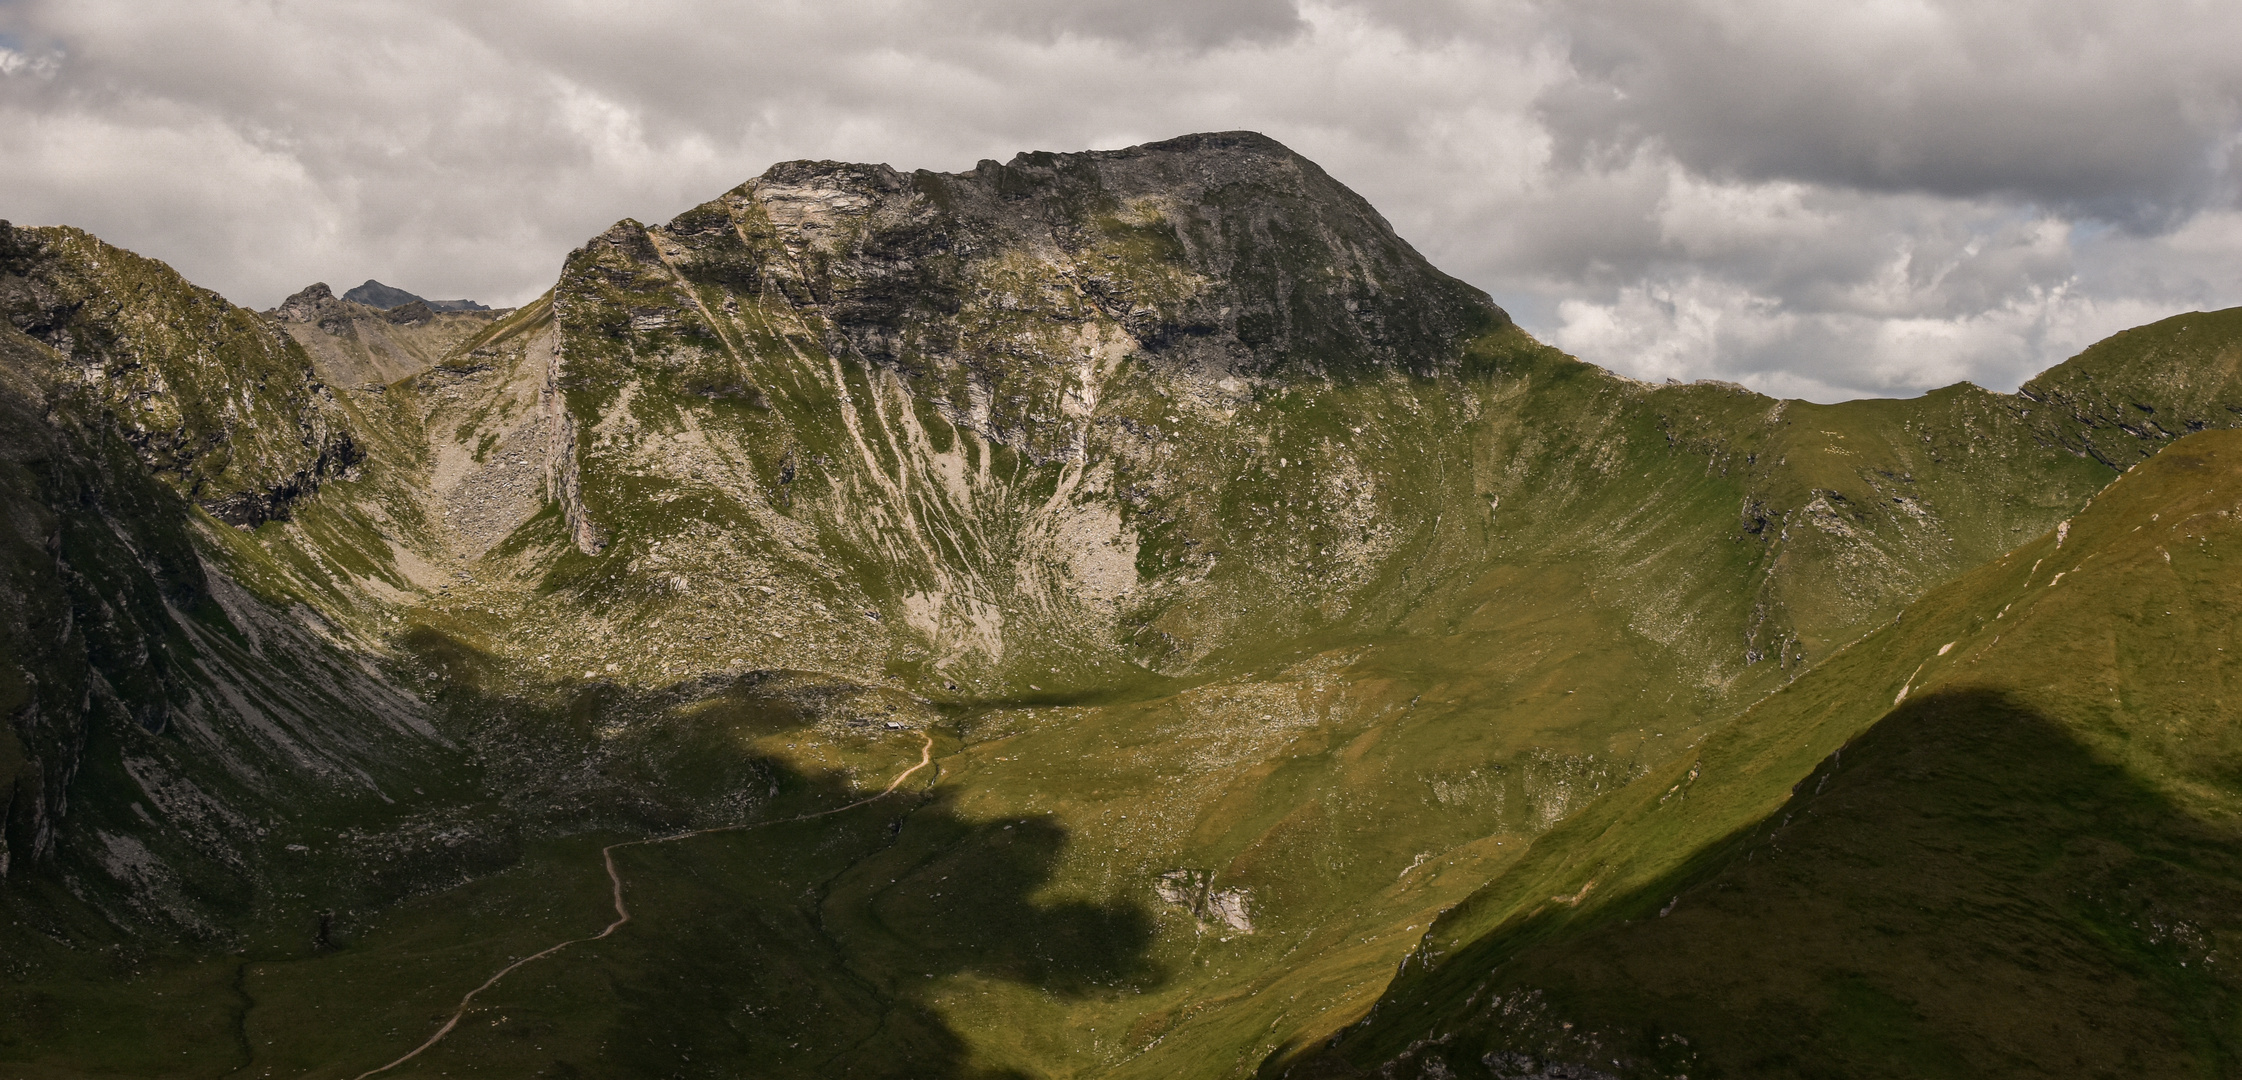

{"left": 4, "top": 135, "right": 2242, "bottom": 1078}
{"left": 343, "top": 277, "right": 490, "bottom": 312}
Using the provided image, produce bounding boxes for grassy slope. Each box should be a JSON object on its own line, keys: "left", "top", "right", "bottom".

{"left": 190, "top": 322, "right": 2178, "bottom": 1080}
{"left": 1304, "top": 427, "right": 2242, "bottom": 1079}
{"left": 8, "top": 147, "right": 2242, "bottom": 1078}
{"left": 0, "top": 235, "right": 488, "bottom": 1079}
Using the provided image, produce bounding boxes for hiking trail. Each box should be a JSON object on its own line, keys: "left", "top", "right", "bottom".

{"left": 346, "top": 730, "right": 937, "bottom": 1080}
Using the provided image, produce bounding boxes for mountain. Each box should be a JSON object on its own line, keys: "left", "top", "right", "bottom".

{"left": 271, "top": 281, "right": 504, "bottom": 387}
{"left": 343, "top": 278, "right": 492, "bottom": 313}
{"left": 0, "top": 222, "right": 457, "bottom": 1017}
{"left": 1303, "top": 428, "right": 2242, "bottom": 1079}
{"left": 2, "top": 133, "right": 2241, "bottom": 1079}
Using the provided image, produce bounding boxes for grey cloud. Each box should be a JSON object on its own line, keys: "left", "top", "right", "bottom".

{"left": 965, "top": 0, "right": 1305, "bottom": 48}
{"left": 1535, "top": 0, "right": 2242, "bottom": 227}
{"left": 0, "top": 0, "right": 2238, "bottom": 402}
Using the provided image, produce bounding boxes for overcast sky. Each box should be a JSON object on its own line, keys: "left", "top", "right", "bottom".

{"left": 3, "top": 0, "right": 2239, "bottom": 400}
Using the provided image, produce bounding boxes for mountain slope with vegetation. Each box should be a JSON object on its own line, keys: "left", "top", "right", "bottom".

{"left": 2, "top": 134, "right": 2241, "bottom": 1079}
{"left": 1305, "top": 426, "right": 2242, "bottom": 1079}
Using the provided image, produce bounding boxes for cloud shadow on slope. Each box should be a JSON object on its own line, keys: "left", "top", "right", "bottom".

{"left": 1278, "top": 688, "right": 2242, "bottom": 1079}
{"left": 263, "top": 624, "right": 1165, "bottom": 1080}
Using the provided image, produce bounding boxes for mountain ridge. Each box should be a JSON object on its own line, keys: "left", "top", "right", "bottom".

{"left": 2, "top": 132, "right": 2240, "bottom": 1078}
{"left": 271, "top": 280, "right": 508, "bottom": 388}
{"left": 1305, "top": 426, "right": 2242, "bottom": 1078}
{"left": 341, "top": 279, "right": 490, "bottom": 313}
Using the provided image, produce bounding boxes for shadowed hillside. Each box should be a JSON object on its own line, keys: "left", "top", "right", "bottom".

{"left": 1305, "top": 428, "right": 2242, "bottom": 1079}
{"left": 7, "top": 135, "right": 2242, "bottom": 1078}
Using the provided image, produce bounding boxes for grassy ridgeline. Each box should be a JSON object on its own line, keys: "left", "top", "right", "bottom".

{"left": 1310, "top": 429, "right": 2242, "bottom": 1079}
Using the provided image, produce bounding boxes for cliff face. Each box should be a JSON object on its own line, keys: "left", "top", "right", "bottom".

{"left": 516, "top": 132, "right": 1521, "bottom": 690}
{"left": 750, "top": 131, "right": 1502, "bottom": 397}
{"left": 561, "top": 132, "right": 1500, "bottom": 460}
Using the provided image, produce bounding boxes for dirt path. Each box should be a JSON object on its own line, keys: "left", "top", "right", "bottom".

{"left": 347, "top": 731, "right": 937, "bottom": 1080}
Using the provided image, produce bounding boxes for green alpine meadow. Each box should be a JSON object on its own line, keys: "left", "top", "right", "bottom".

{"left": 5, "top": 132, "right": 2242, "bottom": 1078}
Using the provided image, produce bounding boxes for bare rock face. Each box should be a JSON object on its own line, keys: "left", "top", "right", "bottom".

{"left": 524, "top": 133, "right": 1540, "bottom": 686}
{"left": 564, "top": 131, "right": 1505, "bottom": 464}
{"left": 381, "top": 299, "right": 434, "bottom": 325}
{"left": 1156, "top": 868, "right": 1254, "bottom": 932}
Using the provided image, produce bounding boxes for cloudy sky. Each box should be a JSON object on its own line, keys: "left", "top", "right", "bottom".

{"left": 3, "top": 0, "right": 2238, "bottom": 400}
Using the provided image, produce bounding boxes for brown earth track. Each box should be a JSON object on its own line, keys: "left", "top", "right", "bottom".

{"left": 346, "top": 730, "right": 937, "bottom": 1080}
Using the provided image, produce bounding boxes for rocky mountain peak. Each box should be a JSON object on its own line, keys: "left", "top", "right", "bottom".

{"left": 725, "top": 131, "right": 1504, "bottom": 385}
{"left": 275, "top": 280, "right": 337, "bottom": 323}
{"left": 556, "top": 131, "right": 1506, "bottom": 466}
{"left": 343, "top": 278, "right": 491, "bottom": 312}
{"left": 343, "top": 278, "right": 420, "bottom": 308}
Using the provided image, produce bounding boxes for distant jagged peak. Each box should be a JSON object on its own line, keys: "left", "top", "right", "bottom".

{"left": 343, "top": 278, "right": 489, "bottom": 312}
{"left": 343, "top": 278, "right": 419, "bottom": 308}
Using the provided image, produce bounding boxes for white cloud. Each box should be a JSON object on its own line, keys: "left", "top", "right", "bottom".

{"left": 0, "top": 0, "right": 2237, "bottom": 401}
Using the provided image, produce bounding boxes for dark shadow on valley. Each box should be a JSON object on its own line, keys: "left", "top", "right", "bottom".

{"left": 363, "top": 624, "right": 1163, "bottom": 1080}
{"left": 1274, "top": 688, "right": 2242, "bottom": 1080}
